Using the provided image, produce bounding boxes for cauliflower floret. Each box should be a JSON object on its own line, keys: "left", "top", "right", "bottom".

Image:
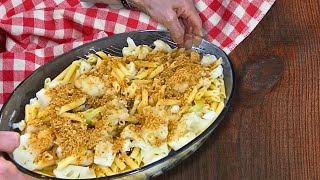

{"left": 121, "top": 124, "right": 140, "bottom": 140}
{"left": 168, "top": 132, "right": 196, "bottom": 151}
{"left": 122, "top": 37, "right": 151, "bottom": 59}
{"left": 122, "top": 139, "right": 133, "bottom": 153}
{"left": 141, "top": 125, "right": 168, "bottom": 144}
{"left": 170, "top": 105, "right": 180, "bottom": 113}
{"left": 168, "top": 112, "right": 212, "bottom": 151}
{"left": 78, "top": 150, "right": 94, "bottom": 166}
{"left": 29, "top": 97, "right": 40, "bottom": 106}
{"left": 13, "top": 133, "right": 40, "bottom": 171}
{"left": 12, "top": 120, "right": 26, "bottom": 131}
{"left": 122, "top": 37, "right": 137, "bottom": 56}
{"left": 136, "top": 45, "right": 151, "bottom": 59}
{"left": 140, "top": 143, "right": 170, "bottom": 165}
{"left": 173, "top": 83, "right": 189, "bottom": 93}
{"left": 75, "top": 75, "right": 106, "bottom": 97}
{"left": 46, "top": 79, "right": 62, "bottom": 88}
{"left": 94, "top": 141, "right": 115, "bottom": 167}
{"left": 202, "top": 110, "right": 216, "bottom": 121}
{"left": 56, "top": 147, "right": 63, "bottom": 159}
{"left": 53, "top": 165, "right": 96, "bottom": 179}
{"left": 121, "top": 125, "right": 170, "bottom": 165}
{"left": 25, "top": 125, "right": 39, "bottom": 133}
{"left": 153, "top": 40, "right": 172, "bottom": 53}
{"left": 210, "top": 65, "right": 223, "bottom": 78}
{"left": 184, "top": 112, "right": 210, "bottom": 135}
{"left": 126, "top": 61, "right": 137, "bottom": 79}
{"left": 36, "top": 88, "right": 50, "bottom": 107}
{"left": 201, "top": 54, "right": 217, "bottom": 65}
{"left": 79, "top": 60, "right": 92, "bottom": 74}
{"left": 202, "top": 78, "right": 212, "bottom": 89}
{"left": 107, "top": 107, "right": 130, "bottom": 127}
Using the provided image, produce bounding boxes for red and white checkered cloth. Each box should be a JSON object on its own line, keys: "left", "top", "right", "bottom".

{"left": 0, "top": 0, "right": 275, "bottom": 108}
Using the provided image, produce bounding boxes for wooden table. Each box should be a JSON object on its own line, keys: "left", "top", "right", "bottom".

{"left": 157, "top": 0, "right": 320, "bottom": 179}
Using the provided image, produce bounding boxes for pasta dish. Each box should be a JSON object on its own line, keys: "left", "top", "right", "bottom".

{"left": 12, "top": 37, "right": 226, "bottom": 179}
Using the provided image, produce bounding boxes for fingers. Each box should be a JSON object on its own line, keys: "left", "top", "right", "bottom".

{"left": 0, "top": 131, "right": 20, "bottom": 153}
{"left": 0, "top": 157, "right": 27, "bottom": 180}
{"left": 188, "top": 11, "right": 203, "bottom": 37}
{"left": 183, "top": 22, "right": 193, "bottom": 49}
{"left": 189, "top": 11, "right": 203, "bottom": 46}
{"left": 180, "top": 1, "right": 203, "bottom": 46}
{"left": 132, "top": 0, "right": 202, "bottom": 46}
{"left": 184, "top": 2, "right": 203, "bottom": 37}
{"left": 164, "top": 12, "right": 185, "bottom": 47}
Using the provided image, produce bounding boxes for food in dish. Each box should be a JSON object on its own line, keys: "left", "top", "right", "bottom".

{"left": 12, "top": 37, "right": 226, "bottom": 179}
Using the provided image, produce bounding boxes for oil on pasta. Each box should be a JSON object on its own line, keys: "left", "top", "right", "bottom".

{"left": 12, "top": 37, "right": 226, "bottom": 179}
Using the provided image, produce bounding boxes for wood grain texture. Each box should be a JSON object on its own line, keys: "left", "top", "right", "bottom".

{"left": 156, "top": 0, "right": 320, "bottom": 179}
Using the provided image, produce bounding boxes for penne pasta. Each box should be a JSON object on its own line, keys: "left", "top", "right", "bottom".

{"left": 112, "top": 81, "right": 121, "bottom": 93}
{"left": 86, "top": 54, "right": 99, "bottom": 64}
{"left": 59, "top": 97, "right": 86, "bottom": 114}
{"left": 44, "top": 78, "right": 51, "bottom": 89}
{"left": 123, "top": 154, "right": 139, "bottom": 169}
{"left": 211, "top": 57, "right": 223, "bottom": 69}
{"left": 131, "top": 80, "right": 152, "bottom": 84}
{"left": 128, "top": 83, "right": 137, "bottom": 99}
{"left": 57, "top": 156, "right": 76, "bottom": 170}
{"left": 215, "top": 101, "right": 225, "bottom": 117}
{"left": 111, "top": 70, "right": 121, "bottom": 82}
{"left": 114, "top": 67, "right": 126, "bottom": 80}
{"left": 204, "top": 90, "right": 220, "bottom": 97}
{"left": 220, "top": 84, "right": 226, "bottom": 98}
{"left": 54, "top": 65, "right": 70, "bottom": 81}
{"left": 60, "top": 113, "right": 84, "bottom": 123}
{"left": 134, "top": 60, "right": 159, "bottom": 68}
{"left": 129, "top": 147, "right": 140, "bottom": 159}
{"left": 156, "top": 99, "right": 181, "bottom": 106}
{"left": 137, "top": 89, "right": 148, "bottom": 112}
{"left": 210, "top": 101, "right": 219, "bottom": 111}
{"left": 62, "top": 61, "right": 80, "bottom": 84}
{"left": 207, "top": 95, "right": 221, "bottom": 102}
{"left": 114, "top": 156, "right": 126, "bottom": 171}
{"left": 134, "top": 153, "right": 142, "bottom": 166}
{"left": 130, "top": 94, "right": 141, "bottom": 115}
{"left": 134, "top": 68, "right": 155, "bottom": 80}
{"left": 110, "top": 163, "right": 119, "bottom": 173}
{"left": 98, "top": 165, "right": 114, "bottom": 176}
{"left": 25, "top": 105, "right": 34, "bottom": 123}
{"left": 95, "top": 51, "right": 110, "bottom": 60}
{"left": 186, "top": 86, "right": 198, "bottom": 104}
{"left": 147, "top": 64, "right": 164, "bottom": 79}
{"left": 117, "top": 62, "right": 131, "bottom": 76}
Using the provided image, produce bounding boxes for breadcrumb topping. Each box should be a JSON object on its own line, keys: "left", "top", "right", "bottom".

{"left": 15, "top": 39, "right": 225, "bottom": 178}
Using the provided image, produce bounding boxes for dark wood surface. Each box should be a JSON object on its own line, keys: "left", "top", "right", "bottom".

{"left": 157, "top": 0, "right": 320, "bottom": 179}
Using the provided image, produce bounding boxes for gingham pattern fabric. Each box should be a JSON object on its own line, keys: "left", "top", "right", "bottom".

{"left": 0, "top": 0, "right": 275, "bottom": 108}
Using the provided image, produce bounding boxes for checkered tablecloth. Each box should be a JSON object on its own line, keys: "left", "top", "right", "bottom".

{"left": 0, "top": 0, "right": 275, "bottom": 108}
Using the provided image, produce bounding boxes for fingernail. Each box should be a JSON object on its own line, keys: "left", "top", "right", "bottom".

{"left": 177, "top": 43, "right": 184, "bottom": 48}
{"left": 184, "top": 39, "right": 193, "bottom": 49}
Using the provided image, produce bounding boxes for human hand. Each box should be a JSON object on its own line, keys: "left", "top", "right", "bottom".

{"left": 0, "top": 131, "right": 31, "bottom": 180}
{"left": 128, "top": 0, "right": 203, "bottom": 48}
